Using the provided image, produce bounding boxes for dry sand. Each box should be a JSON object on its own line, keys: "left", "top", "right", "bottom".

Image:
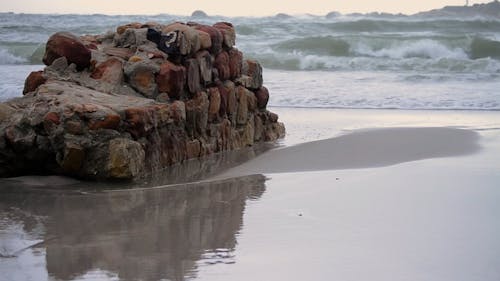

{"left": 214, "top": 127, "right": 481, "bottom": 179}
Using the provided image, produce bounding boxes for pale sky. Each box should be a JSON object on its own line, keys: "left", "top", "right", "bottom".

{"left": 0, "top": 0, "right": 493, "bottom": 16}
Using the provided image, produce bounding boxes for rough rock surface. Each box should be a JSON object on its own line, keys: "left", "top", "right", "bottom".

{"left": 0, "top": 21, "right": 285, "bottom": 180}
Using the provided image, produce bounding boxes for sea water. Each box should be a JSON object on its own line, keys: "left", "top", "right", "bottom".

{"left": 0, "top": 13, "right": 499, "bottom": 110}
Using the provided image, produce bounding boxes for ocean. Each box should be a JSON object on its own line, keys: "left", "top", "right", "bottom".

{"left": 0, "top": 12, "right": 499, "bottom": 110}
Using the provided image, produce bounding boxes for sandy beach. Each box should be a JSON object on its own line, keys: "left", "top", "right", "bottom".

{"left": 1, "top": 107, "right": 499, "bottom": 281}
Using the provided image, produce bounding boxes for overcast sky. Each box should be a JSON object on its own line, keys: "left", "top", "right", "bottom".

{"left": 0, "top": 0, "right": 492, "bottom": 16}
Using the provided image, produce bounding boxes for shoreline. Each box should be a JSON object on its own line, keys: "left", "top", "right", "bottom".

{"left": 1, "top": 107, "right": 499, "bottom": 190}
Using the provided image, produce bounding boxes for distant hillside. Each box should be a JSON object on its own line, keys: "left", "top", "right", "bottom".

{"left": 415, "top": 0, "right": 500, "bottom": 18}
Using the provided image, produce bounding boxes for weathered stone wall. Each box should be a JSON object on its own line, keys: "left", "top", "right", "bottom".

{"left": 0, "top": 21, "right": 285, "bottom": 180}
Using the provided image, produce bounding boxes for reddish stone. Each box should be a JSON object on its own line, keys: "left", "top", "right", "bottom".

{"left": 90, "top": 57, "right": 124, "bottom": 84}
{"left": 185, "top": 59, "right": 201, "bottom": 94}
{"left": 216, "top": 83, "right": 228, "bottom": 117}
{"left": 194, "top": 25, "right": 223, "bottom": 54}
{"left": 223, "top": 81, "right": 237, "bottom": 116}
{"left": 23, "top": 71, "right": 47, "bottom": 94}
{"left": 88, "top": 114, "right": 121, "bottom": 130}
{"left": 213, "top": 22, "right": 236, "bottom": 48}
{"left": 228, "top": 48, "right": 242, "bottom": 79}
{"left": 214, "top": 51, "right": 230, "bottom": 81}
{"left": 125, "top": 107, "right": 156, "bottom": 139}
{"left": 65, "top": 120, "right": 83, "bottom": 135}
{"left": 254, "top": 86, "right": 270, "bottom": 109}
{"left": 208, "top": 87, "right": 221, "bottom": 122}
{"left": 236, "top": 86, "right": 249, "bottom": 125}
{"left": 44, "top": 112, "right": 60, "bottom": 125}
{"left": 43, "top": 112, "right": 60, "bottom": 133}
{"left": 156, "top": 61, "right": 186, "bottom": 99}
{"left": 43, "top": 32, "right": 91, "bottom": 70}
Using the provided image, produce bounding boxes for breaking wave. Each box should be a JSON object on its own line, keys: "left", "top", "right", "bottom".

{"left": 0, "top": 48, "right": 26, "bottom": 64}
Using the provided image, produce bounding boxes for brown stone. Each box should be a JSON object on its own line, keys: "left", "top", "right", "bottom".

{"left": 216, "top": 83, "right": 228, "bottom": 117}
{"left": 128, "top": 56, "right": 143, "bottom": 63}
{"left": 103, "top": 47, "right": 135, "bottom": 60}
{"left": 268, "top": 111, "right": 279, "bottom": 123}
{"left": 219, "top": 118, "right": 231, "bottom": 150}
{"left": 186, "top": 139, "right": 201, "bottom": 159}
{"left": 240, "top": 59, "right": 263, "bottom": 89}
{"left": 0, "top": 104, "right": 14, "bottom": 123}
{"left": 125, "top": 107, "right": 156, "bottom": 139}
{"left": 43, "top": 32, "right": 91, "bottom": 70}
{"left": 153, "top": 104, "right": 169, "bottom": 125}
{"left": 65, "top": 120, "right": 83, "bottom": 135}
{"left": 208, "top": 87, "right": 221, "bottom": 122}
{"left": 170, "top": 100, "right": 186, "bottom": 122}
{"left": 185, "top": 59, "right": 201, "bottom": 94}
{"left": 23, "top": 71, "right": 47, "bottom": 94}
{"left": 116, "top": 23, "right": 143, "bottom": 35}
{"left": 194, "top": 25, "right": 223, "bottom": 54}
{"left": 254, "top": 86, "right": 270, "bottom": 109}
{"left": 43, "top": 112, "right": 60, "bottom": 132}
{"left": 222, "top": 81, "right": 237, "bottom": 116}
{"left": 195, "top": 50, "right": 213, "bottom": 85}
{"left": 213, "top": 22, "right": 236, "bottom": 48}
{"left": 124, "top": 61, "right": 159, "bottom": 98}
{"left": 90, "top": 57, "right": 124, "bottom": 84}
{"left": 156, "top": 61, "right": 186, "bottom": 99}
{"left": 185, "top": 91, "right": 209, "bottom": 136}
{"left": 88, "top": 114, "right": 121, "bottom": 130}
{"left": 246, "top": 90, "right": 257, "bottom": 112}
{"left": 228, "top": 48, "right": 243, "bottom": 79}
{"left": 61, "top": 142, "right": 85, "bottom": 174}
{"left": 4, "top": 126, "right": 37, "bottom": 153}
{"left": 242, "top": 115, "right": 255, "bottom": 146}
{"left": 214, "top": 51, "right": 230, "bottom": 81}
{"left": 236, "top": 86, "right": 248, "bottom": 125}
{"left": 197, "top": 30, "right": 212, "bottom": 50}
{"left": 254, "top": 114, "right": 263, "bottom": 141}
{"left": 107, "top": 138, "right": 145, "bottom": 179}
{"left": 80, "top": 35, "right": 99, "bottom": 49}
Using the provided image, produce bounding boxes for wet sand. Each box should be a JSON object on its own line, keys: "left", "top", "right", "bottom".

{"left": 1, "top": 108, "right": 500, "bottom": 281}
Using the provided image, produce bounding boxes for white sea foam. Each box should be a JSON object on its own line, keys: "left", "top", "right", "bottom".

{"left": 353, "top": 39, "right": 468, "bottom": 60}
{"left": 0, "top": 48, "right": 26, "bottom": 64}
{"left": 0, "top": 65, "right": 44, "bottom": 102}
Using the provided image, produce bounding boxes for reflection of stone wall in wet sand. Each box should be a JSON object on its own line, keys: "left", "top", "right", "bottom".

{"left": 0, "top": 175, "right": 266, "bottom": 281}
